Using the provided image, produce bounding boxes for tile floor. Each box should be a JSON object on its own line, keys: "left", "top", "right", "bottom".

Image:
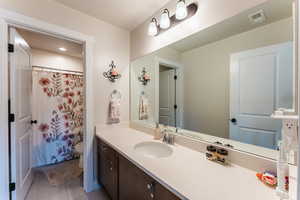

{"left": 25, "top": 172, "right": 110, "bottom": 200}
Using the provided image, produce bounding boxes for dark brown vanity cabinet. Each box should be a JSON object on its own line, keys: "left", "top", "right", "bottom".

{"left": 97, "top": 139, "right": 118, "bottom": 200}
{"left": 118, "top": 155, "right": 181, "bottom": 200}
{"left": 118, "top": 154, "right": 156, "bottom": 200}
{"left": 97, "top": 138, "right": 181, "bottom": 200}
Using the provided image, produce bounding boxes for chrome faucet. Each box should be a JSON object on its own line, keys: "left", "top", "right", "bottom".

{"left": 162, "top": 129, "right": 175, "bottom": 145}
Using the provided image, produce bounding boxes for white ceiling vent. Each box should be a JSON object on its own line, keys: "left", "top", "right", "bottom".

{"left": 248, "top": 10, "right": 266, "bottom": 24}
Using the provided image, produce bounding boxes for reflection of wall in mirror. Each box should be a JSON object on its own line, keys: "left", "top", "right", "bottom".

{"left": 181, "top": 17, "right": 293, "bottom": 139}
{"left": 131, "top": 47, "right": 181, "bottom": 123}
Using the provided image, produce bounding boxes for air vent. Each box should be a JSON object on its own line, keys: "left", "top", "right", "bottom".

{"left": 248, "top": 10, "right": 266, "bottom": 24}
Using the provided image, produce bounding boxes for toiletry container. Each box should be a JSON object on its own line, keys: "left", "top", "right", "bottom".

{"left": 216, "top": 148, "right": 228, "bottom": 164}
{"left": 154, "top": 123, "right": 161, "bottom": 140}
{"left": 206, "top": 146, "right": 217, "bottom": 161}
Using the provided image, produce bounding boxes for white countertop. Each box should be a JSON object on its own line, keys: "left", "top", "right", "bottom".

{"left": 96, "top": 124, "right": 278, "bottom": 200}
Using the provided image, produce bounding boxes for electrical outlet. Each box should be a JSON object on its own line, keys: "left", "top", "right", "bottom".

{"left": 282, "top": 119, "right": 298, "bottom": 152}
{"left": 283, "top": 119, "right": 298, "bottom": 131}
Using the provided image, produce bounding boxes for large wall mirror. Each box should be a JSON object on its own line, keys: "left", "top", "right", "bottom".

{"left": 130, "top": 0, "right": 296, "bottom": 159}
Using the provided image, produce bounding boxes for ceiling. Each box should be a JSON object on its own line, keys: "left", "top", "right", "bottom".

{"left": 17, "top": 28, "right": 83, "bottom": 58}
{"left": 170, "top": 0, "right": 293, "bottom": 52}
{"left": 54, "top": 0, "right": 171, "bottom": 30}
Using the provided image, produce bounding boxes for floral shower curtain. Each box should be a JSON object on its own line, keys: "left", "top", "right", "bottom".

{"left": 32, "top": 70, "right": 84, "bottom": 167}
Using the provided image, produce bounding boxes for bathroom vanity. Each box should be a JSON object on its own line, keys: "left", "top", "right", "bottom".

{"left": 96, "top": 125, "right": 278, "bottom": 200}
{"left": 97, "top": 137, "right": 180, "bottom": 200}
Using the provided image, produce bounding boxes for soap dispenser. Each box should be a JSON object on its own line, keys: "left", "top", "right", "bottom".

{"left": 154, "top": 123, "right": 161, "bottom": 140}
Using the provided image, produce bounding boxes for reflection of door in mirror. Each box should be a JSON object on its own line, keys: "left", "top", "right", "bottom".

{"left": 159, "top": 65, "right": 177, "bottom": 127}
{"left": 230, "top": 42, "right": 293, "bottom": 149}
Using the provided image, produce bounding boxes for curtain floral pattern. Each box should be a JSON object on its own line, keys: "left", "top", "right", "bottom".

{"left": 32, "top": 70, "right": 83, "bottom": 167}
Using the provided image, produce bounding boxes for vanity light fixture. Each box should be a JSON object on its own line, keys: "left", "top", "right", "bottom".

{"left": 138, "top": 67, "right": 151, "bottom": 86}
{"left": 103, "top": 61, "right": 121, "bottom": 82}
{"left": 148, "top": 18, "right": 159, "bottom": 36}
{"left": 147, "top": 2, "right": 198, "bottom": 37}
{"left": 176, "top": 0, "right": 188, "bottom": 20}
{"left": 160, "top": 9, "right": 171, "bottom": 29}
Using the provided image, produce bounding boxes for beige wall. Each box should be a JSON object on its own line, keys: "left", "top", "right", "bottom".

{"left": 130, "top": 0, "right": 269, "bottom": 60}
{"left": 31, "top": 49, "right": 83, "bottom": 72}
{"left": 0, "top": 0, "right": 130, "bottom": 125}
{"left": 181, "top": 17, "right": 293, "bottom": 138}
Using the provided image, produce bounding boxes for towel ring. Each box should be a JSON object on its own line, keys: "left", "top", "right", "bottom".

{"left": 110, "top": 89, "right": 122, "bottom": 99}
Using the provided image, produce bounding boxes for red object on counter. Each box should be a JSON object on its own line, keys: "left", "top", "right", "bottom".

{"left": 256, "top": 171, "right": 277, "bottom": 187}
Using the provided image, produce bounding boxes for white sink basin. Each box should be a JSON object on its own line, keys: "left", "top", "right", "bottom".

{"left": 134, "top": 141, "right": 173, "bottom": 158}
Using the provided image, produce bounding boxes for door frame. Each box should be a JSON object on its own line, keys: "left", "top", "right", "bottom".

{"left": 0, "top": 8, "right": 96, "bottom": 200}
{"left": 296, "top": 1, "right": 300, "bottom": 199}
{"left": 154, "top": 57, "right": 183, "bottom": 128}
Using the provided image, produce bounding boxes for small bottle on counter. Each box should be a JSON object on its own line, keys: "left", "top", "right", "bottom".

{"left": 154, "top": 123, "right": 161, "bottom": 140}
{"left": 216, "top": 148, "right": 228, "bottom": 164}
{"left": 206, "top": 145, "right": 217, "bottom": 161}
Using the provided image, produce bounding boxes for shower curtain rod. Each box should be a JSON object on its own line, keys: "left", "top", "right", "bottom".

{"left": 33, "top": 65, "right": 83, "bottom": 75}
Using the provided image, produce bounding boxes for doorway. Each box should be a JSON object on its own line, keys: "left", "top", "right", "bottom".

{"left": 8, "top": 26, "right": 86, "bottom": 200}
{"left": 0, "top": 12, "right": 95, "bottom": 200}
{"left": 159, "top": 65, "right": 177, "bottom": 127}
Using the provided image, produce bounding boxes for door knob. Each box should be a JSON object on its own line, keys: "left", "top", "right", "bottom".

{"left": 230, "top": 118, "right": 237, "bottom": 123}
{"left": 30, "top": 120, "right": 38, "bottom": 124}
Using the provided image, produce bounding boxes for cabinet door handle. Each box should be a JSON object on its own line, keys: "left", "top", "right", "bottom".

{"left": 110, "top": 167, "right": 113, "bottom": 171}
{"left": 102, "top": 146, "right": 107, "bottom": 151}
{"left": 147, "top": 182, "right": 155, "bottom": 195}
{"left": 147, "top": 183, "right": 153, "bottom": 190}
{"left": 150, "top": 193, "right": 154, "bottom": 199}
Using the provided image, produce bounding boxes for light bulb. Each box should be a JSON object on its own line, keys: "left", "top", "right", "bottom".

{"left": 59, "top": 47, "right": 67, "bottom": 51}
{"left": 148, "top": 18, "right": 158, "bottom": 36}
{"left": 160, "top": 9, "right": 170, "bottom": 29}
{"left": 176, "top": 0, "right": 188, "bottom": 20}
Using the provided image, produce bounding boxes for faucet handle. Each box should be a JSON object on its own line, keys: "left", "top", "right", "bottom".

{"left": 162, "top": 132, "right": 169, "bottom": 143}
{"left": 168, "top": 134, "right": 175, "bottom": 145}
{"left": 162, "top": 132, "right": 175, "bottom": 145}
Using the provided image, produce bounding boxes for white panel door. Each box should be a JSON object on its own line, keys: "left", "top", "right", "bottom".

{"left": 159, "top": 69, "right": 176, "bottom": 126}
{"left": 230, "top": 42, "right": 293, "bottom": 149}
{"left": 9, "top": 28, "right": 33, "bottom": 200}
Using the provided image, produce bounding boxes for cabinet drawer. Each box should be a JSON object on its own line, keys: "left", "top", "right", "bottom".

{"left": 98, "top": 139, "right": 115, "bottom": 159}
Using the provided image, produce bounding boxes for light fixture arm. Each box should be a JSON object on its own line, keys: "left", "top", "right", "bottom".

{"left": 163, "top": 8, "right": 170, "bottom": 16}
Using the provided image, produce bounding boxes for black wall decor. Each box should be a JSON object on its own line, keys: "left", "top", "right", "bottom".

{"left": 138, "top": 67, "right": 151, "bottom": 86}
{"left": 103, "top": 61, "right": 121, "bottom": 82}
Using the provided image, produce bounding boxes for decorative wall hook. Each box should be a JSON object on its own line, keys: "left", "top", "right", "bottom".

{"left": 138, "top": 67, "right": 151, "bottom": 86}
{"left": 103, "top": 61, "right": 121, "bottom": 82}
